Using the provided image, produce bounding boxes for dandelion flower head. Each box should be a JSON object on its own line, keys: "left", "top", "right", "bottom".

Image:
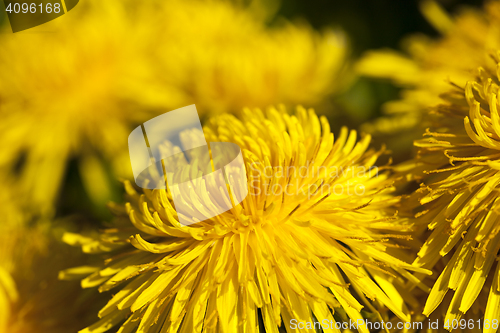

{"left": 64, "top": 106, "right": 430, "bottom": 333}
{"left": 409, "top": 49, "right": 500, "bottom": 326}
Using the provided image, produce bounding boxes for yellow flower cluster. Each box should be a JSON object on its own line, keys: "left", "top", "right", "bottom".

{"left": 7, "top": 0, "right": 500, "bottom": 332}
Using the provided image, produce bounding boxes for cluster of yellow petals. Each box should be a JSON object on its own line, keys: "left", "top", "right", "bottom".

{"left": 405, "top": 52, "right": 500, "bottom": 329}
{"left": 64, "top": 107, "right": 430, "bottom": 333}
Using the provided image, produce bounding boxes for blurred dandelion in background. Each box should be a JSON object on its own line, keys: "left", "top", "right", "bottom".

{"left": 0, "top": 0, "right": 348, "bottom": 218}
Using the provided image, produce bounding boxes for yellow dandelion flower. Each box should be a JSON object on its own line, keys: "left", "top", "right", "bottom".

{"left": 356, "top": 0, "right": 500, "bottom": 148}
{"left": 150, "top": 0, "right": 349, "bottom": 113}
{"left": 0, "top": 0, "right": 347, "bottom": 217}
{"left": 63, "top": 106, "right": 430, "bottom": 333}
{"left": 408, "top": 52, "right": 500, "bottom": 327}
